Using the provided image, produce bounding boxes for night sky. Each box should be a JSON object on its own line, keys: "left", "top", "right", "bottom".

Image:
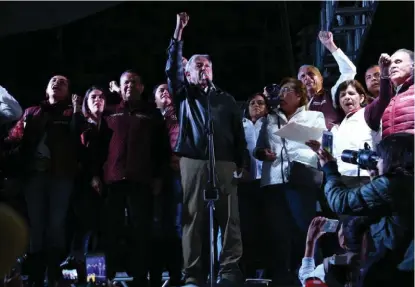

{"left": 0, "top": 1, "right": 413, "bottom": 109}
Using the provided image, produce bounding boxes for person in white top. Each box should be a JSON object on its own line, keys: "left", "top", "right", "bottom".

{"left": 0, "top": 85, "right": 22, "bottom": 127}
{"left": 239, "top": 92, "right": 269, "bottom": 277}
{"left": 298, "top": 216, "right": 370, "bottom": 287}
{"left": 298, "top": 31, "right": 357, "bottom": 131}
{"left": 307, "top": 80, "right": 381, "bottom": 183}
{"left": 254, "top": 78, "right": 326, "bottom": 285}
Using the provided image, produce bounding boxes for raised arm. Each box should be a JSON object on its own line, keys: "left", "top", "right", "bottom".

{"left": 364, "top": 54, "right": 394, "bottom": 131}
{"left": 165, "top": 12, "right": 189, "bottom": 98}
{"left": 0, "top": 85, "right": 23, "bottom": 126}
{"left": 322, "top": 160, "right": 393, "bottom": 215}
{"left": 318, "top": 31, "right": 357, "bottom": 105}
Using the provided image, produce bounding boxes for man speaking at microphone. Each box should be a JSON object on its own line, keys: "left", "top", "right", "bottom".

{"left": 165, "top": 12, "right": 246, "bottom": 287}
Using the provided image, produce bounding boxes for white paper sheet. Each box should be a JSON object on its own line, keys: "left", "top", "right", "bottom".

{"left": 274, "top": 122, "right": 325, "bottom": 143}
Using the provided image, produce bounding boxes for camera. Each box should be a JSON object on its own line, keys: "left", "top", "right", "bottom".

{"left": 264, "top": 84, "right": 281, "bottom": 109}
{"left": 341, "top": 143, "right": 379, "bottom": 170}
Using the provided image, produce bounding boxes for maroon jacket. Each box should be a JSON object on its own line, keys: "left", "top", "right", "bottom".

{"left": 163, "top": 105, "right": 179, "bottom": 151}
{"left": 3, "top": 101, "right": 83, "bottom": 178}
{"left": 309, "top": 90, "right": 344, "bottom": 131}
{"left": 101, "top": 100, "right": 170, "bottom": 186}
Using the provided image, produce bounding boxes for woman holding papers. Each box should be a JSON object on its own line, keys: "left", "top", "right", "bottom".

{"left": 254, "top": 77, "right": 326, "bottom": 285}
{"left": 306, "top": 80, "right": 382, "bottom": 186}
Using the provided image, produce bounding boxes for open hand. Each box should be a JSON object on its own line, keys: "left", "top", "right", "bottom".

{"left": 109, "top": 81, "right": 120, "bottom": 94}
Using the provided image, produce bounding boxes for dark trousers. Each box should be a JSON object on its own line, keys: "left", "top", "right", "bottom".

{"left": 238, "top": 179, "right": 265, "bottom": 278}
{"left": 69, "top": 182, "right": 104, "bottom": 257}
{"left": 103, "top": 181, "right": 153, "bottom": 286}
{"left": 24, "top": 172, "right": 73, "bottom": 284}
{"left": 161, "top": 171, "right": 183, "bottom": 282}
{"left": 263, "top": 183, "right": 316, "bottom": 283}
{"left": 149, "top": 171, "right": 183, "bottom": 285}
{"left": 180, "top": 158, "right": 242, "bottom": 286}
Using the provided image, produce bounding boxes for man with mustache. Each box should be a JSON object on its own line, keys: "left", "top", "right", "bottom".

{"left": 298, "top": 31, "right": 357, "bottom": 130}
{"left": 166, "top": 12, "right": 246, "bottom": 287}
{"left": 101, "top": 70, "right": 171, "bottom": 286}
{"left": 2, "top": 75, "right": 84, "bottom": 287}
{"left": 364, "top": 65, "right": 381, "bottom": 103}
{"left": 365, "top": 49, "right": 414, "bottom": 138}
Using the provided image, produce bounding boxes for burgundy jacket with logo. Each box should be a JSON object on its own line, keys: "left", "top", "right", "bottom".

{"left": 309, "top": 90, "right": 344, "bottom": 131}
{"left": 101, "top": 100, "right": 171, "bottom": 186}
{"left": 163, "top": 105, "right": 180, "bottom": 151}
{"left": 2, "top": 101, "right": 83, "bottom": 178}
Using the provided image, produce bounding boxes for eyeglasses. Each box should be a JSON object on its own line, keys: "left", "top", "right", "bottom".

{"left": 279, "top": 87, "right": 296, "bottom": 96}
{"left": 249, "top": 100, "right": 266, "bottom": 106}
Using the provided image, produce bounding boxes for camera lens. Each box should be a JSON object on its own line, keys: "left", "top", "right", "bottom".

{"left": 341, "top": 150, "right": 358, "bottom": 164}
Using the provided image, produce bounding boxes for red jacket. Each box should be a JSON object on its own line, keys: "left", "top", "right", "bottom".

{"left": 101, "top": 100, "right": 171, "bottom": 186}
{"left": 382, "top": 78, "right": 414, "bottom": 137}
{"left": 3, "top": 101, "right": 83, "bottom": 178}
{"left": 365, "top": 77, "right": 414, "bottom": 138}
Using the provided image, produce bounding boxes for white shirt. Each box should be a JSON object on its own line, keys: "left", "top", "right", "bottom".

{"left": 307, "top": 48, "right": 357, "bottom": 110}
{"left": 243, "top": 117, "right": 265, "bottom": 180}
{"left": 298, "top": 257, "right": 326, "bottom": 286}
{"left": 256, "top": 106, "right": 326, "bottom": 186}
{"left": 331, "top": 107, "right": 381, "bottom": 176}
{"left": 0, "top": 85, "right": 23, "bottom": 125}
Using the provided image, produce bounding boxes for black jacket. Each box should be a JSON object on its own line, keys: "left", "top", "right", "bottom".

{"left": 165, "top": 38, "right": 246, "bottom": 168}
{"left": 322, "top": 161, "right": 414, "bottom": 270}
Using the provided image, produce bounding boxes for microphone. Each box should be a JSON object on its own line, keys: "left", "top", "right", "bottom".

{"left": 201, "top": 71, "right": 216, "bottom": 91}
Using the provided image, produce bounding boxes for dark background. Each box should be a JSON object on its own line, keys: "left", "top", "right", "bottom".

{"left": 0, "top": 1, "right": 413, "bottom": 108}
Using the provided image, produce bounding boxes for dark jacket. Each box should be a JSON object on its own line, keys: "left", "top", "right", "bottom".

{"left": 80, "top": 120, "right": 112, "bottom": 181}
{"left": 165, "top": 38, "right": 246, "bottom": 168}
{"left": 322, "top": 161, "right": 413, "bottom": 269}
{"left": 2, "top": 101, "right": 84, "bottom": 178}
{"left": 101, "top": 100, "right": 170, "bottom": 186}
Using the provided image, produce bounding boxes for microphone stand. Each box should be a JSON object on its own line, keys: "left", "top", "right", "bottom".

{"left": 203, "top": 81, "right": 220, "bottom": 287}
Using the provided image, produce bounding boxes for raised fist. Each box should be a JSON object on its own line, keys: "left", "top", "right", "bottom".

{"left": 72, "top": 94, "right": 82, "bottom": 108}
{"left": 378, "top": 53, "right": 392, "bottom": 77}
{"left": 176, "top": 12, "right": 189, "bottom": 30}
{"left": 109, "top": 81, "right": 120, "bottom": 94}
{"left": 318, "top": 31, "right": 337, "bottom": 52}
{"left": 318, "top": 31, "right": 333, "bottom": 45}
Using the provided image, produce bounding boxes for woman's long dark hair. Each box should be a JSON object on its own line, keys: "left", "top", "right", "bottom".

{"left": 82, "top": 86, "right": 107, "bottom": 118}
{"left": 377, "top": 133, "right": 414, "bottom": 176}
{"left": 243, "top": 92, "right": 270, "bottom": 120}
{"left": 328, "top": 216, "right": 371, "bottom": 287}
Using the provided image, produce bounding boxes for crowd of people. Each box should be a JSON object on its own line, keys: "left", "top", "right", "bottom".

{"left": 0, "top": 11, "right": 414, "bottom": 287}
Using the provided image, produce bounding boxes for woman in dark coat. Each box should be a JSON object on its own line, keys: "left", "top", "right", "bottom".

{"left": 315, "top": 132, "right": 414, "bottom": 286}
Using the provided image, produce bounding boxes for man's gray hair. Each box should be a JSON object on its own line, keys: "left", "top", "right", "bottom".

{"left": 395, "top": 48, "right": 414, "bottom": 63}
{"left": 185, "top": 54, "right": 212, "bottom": 73}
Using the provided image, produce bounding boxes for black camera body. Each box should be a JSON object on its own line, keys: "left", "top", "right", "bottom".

{"left": 265, "top": 84, "right": 281, "bottom": 109}
{"left": 341, "top": 143, "right": 379, "bottom": 170}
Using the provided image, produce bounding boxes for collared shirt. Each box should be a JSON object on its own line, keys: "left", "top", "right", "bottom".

{"left": 298, "top": 257, "right": 325, "bottom": 287}
{"left": 331, "top": 107, "right": 381, "bottom": 177}
{"left": 243, "top": 117, "right": 265, "bottom": 180}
